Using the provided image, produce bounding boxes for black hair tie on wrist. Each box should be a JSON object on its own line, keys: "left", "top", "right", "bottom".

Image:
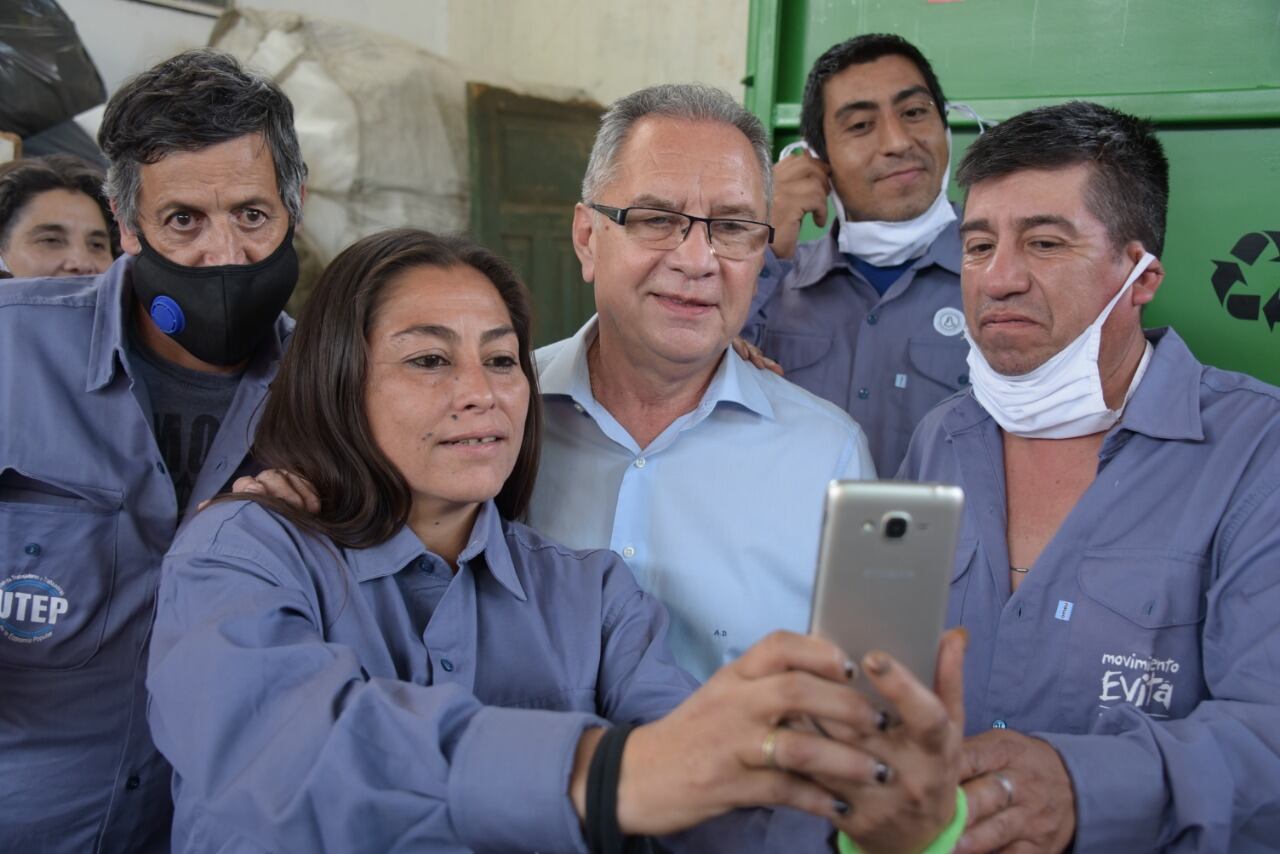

{"left": 585, "top": 722, "right": 647, "bottom": 854}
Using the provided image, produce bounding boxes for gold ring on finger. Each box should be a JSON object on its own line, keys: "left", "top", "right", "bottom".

{"left": 761, "top": 726, "right": 783, "bottom": 770}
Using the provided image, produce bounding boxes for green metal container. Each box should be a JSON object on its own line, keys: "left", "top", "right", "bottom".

{"left": 745, "top": 0, "right": 1280, "bottom": 384}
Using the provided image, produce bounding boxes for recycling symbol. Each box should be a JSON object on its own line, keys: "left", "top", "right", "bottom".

{"left": 1211, "top": 231, "right": 1280, "bottom": 330}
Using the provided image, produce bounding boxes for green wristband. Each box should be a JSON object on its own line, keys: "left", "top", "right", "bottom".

{"left": 836, "top": 787, "right": 968, "bottom": 854}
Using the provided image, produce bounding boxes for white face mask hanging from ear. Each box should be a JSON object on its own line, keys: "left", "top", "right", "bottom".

{"left": 965, "top": 251, "right": 1157, "bottom": 439}
{"left": 779, "top": 103, "right": 988, "bottom": 266}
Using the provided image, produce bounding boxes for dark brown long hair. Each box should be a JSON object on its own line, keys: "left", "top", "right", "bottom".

{"left": 250, "top": 228, "right": 542, "bottom": 549}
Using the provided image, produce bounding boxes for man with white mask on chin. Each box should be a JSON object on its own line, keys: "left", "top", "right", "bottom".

{"left": 741, "top": 33, "right": 971, "bottom": 478}
{"left": 901, "top": 101, "right": 1280, "bottom": 853}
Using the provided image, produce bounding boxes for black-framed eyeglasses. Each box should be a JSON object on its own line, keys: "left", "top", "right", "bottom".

{"left": 589, "top": 203, "right": 775, "bottom": 261}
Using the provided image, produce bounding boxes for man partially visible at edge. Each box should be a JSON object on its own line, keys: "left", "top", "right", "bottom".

{"left": 0, "top": 49, "right": 305, "bottom": 851}
{"left": 901, "top": 101, "right": 1280, "bottom": 852}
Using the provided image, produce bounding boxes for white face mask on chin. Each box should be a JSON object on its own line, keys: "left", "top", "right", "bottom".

{"left": 965, "top": 252, "right": 1157, "bottom": 439}
{"left": 780, "top": 104, "right": 987, "bottom": 267}
{"left": 781, "top": 135, "right": 954, "bottom": 266}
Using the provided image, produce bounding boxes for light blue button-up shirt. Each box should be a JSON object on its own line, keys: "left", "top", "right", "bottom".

{"left": 900, "top": 328, "right": 1280, "bottom": 852}
{"left": 530, "top": 318, "right": 875, "bottom": 681}
{"left": 0, "top": 254, "right": 290, "bottom": 852}
{"left": 149, "top": 499, "right": 829, "bottom": 853}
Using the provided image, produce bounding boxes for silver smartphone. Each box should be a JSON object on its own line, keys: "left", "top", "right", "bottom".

{"left": 808, "top": 480, "right": 964, "bottom": 706}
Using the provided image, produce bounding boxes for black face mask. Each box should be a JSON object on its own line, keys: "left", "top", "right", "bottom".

{"left": 131, "top": 225, "right": 299, "bottom": 366}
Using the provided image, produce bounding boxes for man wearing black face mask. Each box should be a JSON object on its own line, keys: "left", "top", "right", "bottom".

{"left": 0, "top": 49, "right": 305, "bottom": 851}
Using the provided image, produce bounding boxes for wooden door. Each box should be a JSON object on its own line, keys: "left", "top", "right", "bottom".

{"left": 468, "top": 83, "right": 603, "bottom": 347}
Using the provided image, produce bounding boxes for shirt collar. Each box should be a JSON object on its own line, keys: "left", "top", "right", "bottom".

{"left": 86, "top": 252, "right": 294, "bottom": 393}
{"left": 707, "top": 341, "right": 775, "bottom": 420}
{"left": 1115, "top": 328, "right": 1205, "bottom": 441}
{"left": 791, "top": 203, "right": 963, "bottom": 291}
{"left": 942, "top": 327, "right": 1206, "bottom": 442}
{"left": 343, "top": 501, "right": 527, "bottom": 600}
{"left": 941, "top": 387, "right": 991, "bottom": 437}
{"left": 86, "top": 253, "right": 136, "bottom": 392}
{"left": 536, "top": 314, "right": 598, "bottom": 405}
{"left": 539, "top": 314, "right": 773, "bottom": 420}
{"left": 458, "top": 501, "right": 526, "bottom": 600}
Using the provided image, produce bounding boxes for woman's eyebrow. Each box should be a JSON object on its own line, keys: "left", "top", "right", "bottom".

{"left": 390, "top": 324, "right": 515, "bottom": 344}
{"left": 481, "top": 326, "right": 516, "bottom": 344}
{"left": 391, "top": 323, "right": 456, "bottom": 342}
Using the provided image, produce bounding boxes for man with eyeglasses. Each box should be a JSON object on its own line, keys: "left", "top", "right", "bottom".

{"left": 528, "top": 83, "right": 875, "bottom": 683}
{"left": 741, "top": 34, "right": 968, "bottom": 479}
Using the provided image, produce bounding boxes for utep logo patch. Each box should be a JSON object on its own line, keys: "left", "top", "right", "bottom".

{"left": 0, "top": 574, "right": 70, "bottom": 643}
{"left": 933, "top": 307, "right": 965, "bottom": 337}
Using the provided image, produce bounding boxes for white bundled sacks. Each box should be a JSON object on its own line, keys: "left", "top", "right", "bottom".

{"left": 210, "top": 8, "right": 469, "bottom": 299}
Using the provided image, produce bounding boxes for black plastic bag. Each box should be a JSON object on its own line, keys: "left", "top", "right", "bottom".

{"left": 0, "top": 0, "right": 105, "bottom": 137}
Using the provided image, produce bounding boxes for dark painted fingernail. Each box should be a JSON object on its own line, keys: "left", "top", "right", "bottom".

{"left": 875, "top": 710, "right": 891, "bottom": 732}
{"left": 874, "top": 761, "right": 891, "bottom": 784}
{"left": 844, "top": 659, "right": 858, "bottom": 681}
{"left": 865, "top": 653, "right": 890, "bottom": 675}
{"left": 833, "top": 799, "right": 850, "bottom": 816}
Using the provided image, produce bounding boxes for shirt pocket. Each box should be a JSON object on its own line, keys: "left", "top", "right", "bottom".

{"left": 0, "top": 469, "right": 122, "bottom": 670}
{"left": 1056, "top": 549, "right": 1207, "bottom": 732}
{"left": 905, "top": 336, "right": 970, "bottom": 397}
{"left": 761, "top": 331, "right": 836, "bottom": 389}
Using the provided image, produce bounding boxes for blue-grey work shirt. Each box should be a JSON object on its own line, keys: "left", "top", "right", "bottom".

{"left": 743, "top": 214, "right": 968, "bottom": 477}
{"left": 147, "top": 499, "right": 828, "bottom": 853}
{"left": 0, "top": 255, "right": 289, "bottom": 852}
{"left": 899, "top": 328, "right": 1280, "bottom": 852}
{"left": 530, "top": 317, "right": 875, "bottom": 682}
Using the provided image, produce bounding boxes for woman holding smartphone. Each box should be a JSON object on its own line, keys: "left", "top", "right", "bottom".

{"left": 146, "top": 228, "right": 965, "bottom": 853}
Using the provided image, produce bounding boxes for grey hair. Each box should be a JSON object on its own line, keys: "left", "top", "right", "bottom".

{"left": 98, "top": 49, "right": 306, "bottom": 232}
{"left": 581, "top": 83, "right": 773, "bottom": 211}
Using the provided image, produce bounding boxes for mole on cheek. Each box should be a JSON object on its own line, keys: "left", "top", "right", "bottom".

{"left": 451, "top": 414, "right": 459, "bottom": 421}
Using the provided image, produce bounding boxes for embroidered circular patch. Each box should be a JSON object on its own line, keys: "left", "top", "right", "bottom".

{"left": 0, "top": 575, "right": 69, "bottom": 644}
{"left": 933, "top": 307, "right": 965, "bottom": 336}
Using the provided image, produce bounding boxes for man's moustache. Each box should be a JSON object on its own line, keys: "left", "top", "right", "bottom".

{"left": 870, "top": 159, "right": 931, "bottom": 181}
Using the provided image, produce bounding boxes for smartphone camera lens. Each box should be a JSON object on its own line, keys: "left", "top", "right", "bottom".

{"left": 883, "top": 513, "right": 910, "bottom": 539}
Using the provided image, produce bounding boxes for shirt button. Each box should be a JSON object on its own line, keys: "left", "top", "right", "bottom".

{"left": 573, "top": 403, "right": 585, "bottom": 413}
{"left": 125, "top": 775, "right": 141, "bottom": 790}
{"left": 416, "top": 556, "right": 432, "bottom": 573}
{"left": 24, "top": 543, "right": 41, "bottom": 556}
{"left": 634, "top": 457, "right": 646, "bottom": 469}
{"left": 622, "top": 546, "right": 636, "bottom": 558}
{"left": 857, "top": 388, "right": 870, "bottom": 400}
{"left": 440, "top": 658, "right": 455, "bottom": 673}
{"left": 992, "top": 719, "right": 1008, "bottom": 729}
{"left": 867, "top": 313, "right": 879, "bottom": 325}
{"left": 958, "top": 373, "right": 970, "bottom": 385}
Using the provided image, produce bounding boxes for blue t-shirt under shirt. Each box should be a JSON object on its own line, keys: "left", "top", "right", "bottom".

{"left": 850, "top": 254, "right": 915, "bottom": 295}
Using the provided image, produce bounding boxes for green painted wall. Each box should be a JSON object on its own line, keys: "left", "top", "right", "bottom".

{"left": 745, "top": 0, "right": 1280, "bottom": 383}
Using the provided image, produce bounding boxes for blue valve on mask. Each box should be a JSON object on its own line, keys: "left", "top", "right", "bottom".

{"left": 149, "top": 296, "right": 186, "bottom": 335}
